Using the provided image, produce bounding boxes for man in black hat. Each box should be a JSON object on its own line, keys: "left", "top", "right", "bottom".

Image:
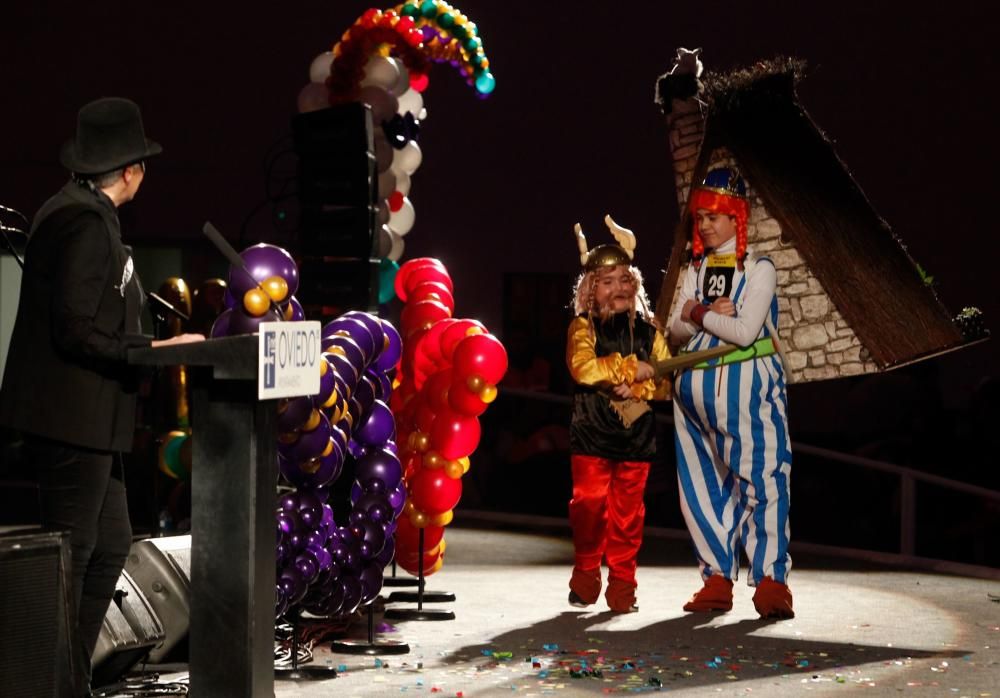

{"left": 0, "top": 97, "right": 203, "bottom": 693}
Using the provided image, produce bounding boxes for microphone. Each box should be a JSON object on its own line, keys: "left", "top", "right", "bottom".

{"left": 147, "top": 291, "right": 190, "bottom": 323}
{"left": 201, "top": 221, "right": 286, "bottom": 321}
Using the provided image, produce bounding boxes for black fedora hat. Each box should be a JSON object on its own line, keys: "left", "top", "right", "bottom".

{"left": 60, "top": 97, "right": 162, "bottom": 175}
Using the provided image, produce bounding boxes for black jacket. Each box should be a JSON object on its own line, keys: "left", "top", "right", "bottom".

{"left": 0, "top": 181, "right": 151, "bottom": 451}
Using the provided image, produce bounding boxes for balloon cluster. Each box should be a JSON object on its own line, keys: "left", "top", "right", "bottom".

{"left": 298, "top": 3, "right": 494, "bottom": 296}
{"left": 210, "top": 244, "right": 304, "bottom": 338}
{"left": 396, "top": 1, "right": 495, "bottom": 96}
{"left": 274, "top": 311, "right": 405, "bottom": 619}
{"left": 389, "top": 258, "right": 507, "bottom": 576}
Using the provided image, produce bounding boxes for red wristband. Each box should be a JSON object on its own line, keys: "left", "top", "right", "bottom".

{"left": 690, "top": 303, "right": 709, "bottom": 327}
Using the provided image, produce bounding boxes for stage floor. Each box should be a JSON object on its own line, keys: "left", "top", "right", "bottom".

{"left": 134, "top": 522, "right": 999, "bottom": 697}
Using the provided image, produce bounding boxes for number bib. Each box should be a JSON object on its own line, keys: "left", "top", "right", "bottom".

{"left": 702, "top": 253, "right": 737, "bottom": 301}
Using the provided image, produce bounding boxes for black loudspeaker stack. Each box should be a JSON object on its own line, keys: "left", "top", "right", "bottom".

{"left": 0, "top": 527, "right": 79, "bottom": 698}
{"left": 292, "top": 102, "right": 380, "bottom": 321}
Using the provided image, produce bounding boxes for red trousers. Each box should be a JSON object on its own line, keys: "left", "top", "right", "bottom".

{"left": 569, "top": 454, "right": 650, "bottom": 584}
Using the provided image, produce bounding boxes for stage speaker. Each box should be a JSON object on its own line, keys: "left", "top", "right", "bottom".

{"left": 297, "top": 257, "right": 379, "bottom": 318}
{"left": 0, "top": 526, "right": 81, "bottom": 698}
{"left": 298, "top": 204, "right": 376, "bottom": 258}
{"left": 91, "top": 570, "right": 165, "bottom": 688}
{"left": 123, "top": 534, "right": 191, "bottom": 663}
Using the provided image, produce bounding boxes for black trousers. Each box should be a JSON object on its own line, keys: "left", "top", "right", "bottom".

{"left": 25, "top": 435, "right": 132, "bottom": 690}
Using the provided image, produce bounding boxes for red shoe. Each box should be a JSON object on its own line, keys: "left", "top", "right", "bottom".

{"left": 605, "top": 577, "right": 638, "bottom": 613}
{"left": 682, "top": 575, "right": 734, "bottom": 613}
{"left": 568, "top": 567, "right": 601, "bottom": 607}
{"left": 752, "top": 577, "right": 794, "bottom": 619}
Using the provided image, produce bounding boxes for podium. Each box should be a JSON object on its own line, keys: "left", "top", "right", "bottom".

{"left": 130, "top": 335, "right": 277, "bottom": 697}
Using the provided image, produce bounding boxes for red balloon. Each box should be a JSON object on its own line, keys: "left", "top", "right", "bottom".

{"left": 395, "top": 258, "right": 447, "bottom": 302}
{"left": 408, "top": 468, "right": 463, "bottom": 515}
{"left": 414, "top": 318, "right": 455, "bottom": 368}
{"left": 403, "top": 265, "right": 453, "bottom": 299}
{"left": 453, "top": 333, "right": 508, "bottom": 385}
{"left": 430, "top": 408, "right": 481, "bottom": 460}
{"left": 423, "top": 368, "right": 453, "bottom": 413}
{"left": 401, "top": 299, "right": 451, "bottom": 336}
{"left": 409, "top": 281, "right": 455, "bottom": 313}
{"left": 440, "top": 319, "right": 487, "bottom": 361}
{"left": 395, "top": 515, "right": 444, "bottom": 550}
{"left": 414, "top": 403, "right": 436, "bottom": 435}
{"left": 398, "top": 550, "right": 443, "bottom": 577}
{"left": 448, "top": 381, "right": 487, "bottom": 417}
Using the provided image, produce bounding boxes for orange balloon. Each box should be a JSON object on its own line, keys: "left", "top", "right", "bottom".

{"left": 243, "top": 288, "right": 270, "bottom": 317}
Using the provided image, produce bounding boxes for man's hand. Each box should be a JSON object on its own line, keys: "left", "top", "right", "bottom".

{"left": 681, "top": 299, "right": 698, "bottom": 322}
{"left": 152, "top": 333, "right": 206, "bottom": 348}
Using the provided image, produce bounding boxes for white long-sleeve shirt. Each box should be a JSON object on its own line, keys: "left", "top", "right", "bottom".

{"left": 668, "top": 238, "right": 777, "bottom": 349}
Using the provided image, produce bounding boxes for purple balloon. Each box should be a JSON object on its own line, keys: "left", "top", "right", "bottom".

{"left": 319, "top": 503, "right": 335, "bottom": 531}
{"left": 288, "top": 413, "right": 332, "bottom": 463}
{"left": 231, "top": 243, "right": 299, "bottom": 298}
{"left": 350, "top": 480, "right": 363, "bottom": 505}
{"left": 355, "top": 375, "right": 377, "bottom": 415}
{"left": 312, "top": 358, "right": 337, "bottom": 409}
{"left": 323, "top": 317, "right": 376, "bottom": 361}
{"left": 276, "top": 509, "right": 301, "bottom": 535}
{"left": 227, "top": 306, "right": 282, "bottom": 336}
{"left": 283, "top": 295, "right": 304, "bottom": 321}
{"left": 210, "top": 308, "right": 233, "bottom": 338}
{"left": 322, "top": 336, "right": 366, "bottom": 372}
{"left": 277, "top": 396, "right": 313, "bottom": 434}
{"left": 279, "top": 567, "right": 308, "bottom": 604}
{"left": 388, "top": 481, "right": 406, "bottom": 516}
{"left": 359, "top": 564, "right": 384, "bottom": 605}
{"left": 355, "top": 447, "right": 403, "bottom": 491}
{"left": 327, "top": 352, "right": 359, "bottom": 398}
{"left": 347, "top": 438, "right": 367, "bottom": 460}
{"left": 355, "top": 400, "right": 395, "bottom": 446}
{"left": 278, "top": 492, "right": 300, "bottom": 513}
{"left": 308, "top": 543, "right": 333, "bottom": 571}
{"left": 374, "top": 319, "right": 402, "bottom": 372}
{"left": 294, "top": 552, "right": 320, "bottom": 583}
{"left": 339, "top": 574, "right": 363, "bottom": 615}
{"left": 367, "top": 369, "right": 393, "bottom": 401}
{"left": 354, "top": 492, "right": 393, "bottom": 524}
{"left": 374, "top": 535, "right": 396, "bottom": 568}
{"left": 384, "top": 440, "right": 398, "bottom": 456}
{"left": 342, "top": 311, "right": 385, "bottom": 356}
{"left": 298, "top": 492, "right": 323, "bottom": 527}
{"left": 329, "top": 422, "right": 349, "bottom": 456}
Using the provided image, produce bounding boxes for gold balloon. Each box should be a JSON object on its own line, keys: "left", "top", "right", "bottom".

{"left": 410, "top": 509, "right": 429, "bottom": 528}
{"left": 263, "top": 276, "right": 289, "bottom": 303}
{"left": 431, "top": 510, "right": 453, "bottom": 527}
{"left": 466, "top": 375, "right": 484, "bottom": 392}
{"left": 424, "top": 451, "right": 444, "bottom": 469}
{"left": 243, "top": 288, "right": 270, "bottom": 316}
{"left": 321, "top": 438, "right": 334, "bottom": 458}
{"left": 479, "top": 384, "right": 498, "bottom": 403}
{"left": 283, "top": 303, "right": 295, "bottom": 321}
{"left": 459, "top": 456, "right": 471, "bottom": 473}
{"left": 301, "top": 457, "right": 322, "bottom": 475}
{"left": 413, "top": 432, "right": 430, "bottom": 452}
{"left": 303, "top": 409, "right": 322, "bottom": 432}
{"left": 444, "top": 460, "right": 464, "bottom": 479}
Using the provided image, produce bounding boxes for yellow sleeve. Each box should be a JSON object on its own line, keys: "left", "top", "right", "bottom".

{"left": 566, "top": 316, "right": 637, "bottom": 387}
{"left": 631, "top": 329, "right": 673, "bottom": 401}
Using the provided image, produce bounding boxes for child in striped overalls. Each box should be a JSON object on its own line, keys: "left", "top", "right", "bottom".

{"left": 667, "top": 167, "right": 794, "bottom": 619}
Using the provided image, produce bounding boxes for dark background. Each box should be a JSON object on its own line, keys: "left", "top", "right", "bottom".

{"left": 2, "top": 2, "right": 997, "bottom": 561}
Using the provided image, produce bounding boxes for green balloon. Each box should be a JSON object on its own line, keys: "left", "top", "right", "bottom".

{"left": 378, "top": 258, "right": 400, "bottom": 305}
{"left": 463, "top": 37, "right": 481, "bottom": 52}
{"left": 420, "top": 0, "right": 438, "bottom": 18}
{"left": 438, "top": 12, "right": 454, "bottom": 28}
{"left": 452, "top": 23, "right": 468, "bottom": 39}
{"left": 401, "top": 3, "right": 418, "bottom": 15}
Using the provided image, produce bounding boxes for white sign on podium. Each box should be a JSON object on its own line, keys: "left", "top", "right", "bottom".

{"left": 258, "top": 321, "right": 321, "bottom": 400}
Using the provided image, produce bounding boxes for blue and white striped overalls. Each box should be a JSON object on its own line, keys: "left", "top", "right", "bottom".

{"left": 672, "top": 258, "right": 792, "bottom": 585}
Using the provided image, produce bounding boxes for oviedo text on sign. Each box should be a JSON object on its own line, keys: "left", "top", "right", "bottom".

{"left": 258, "top": 321, "right": 321, "bottom": 400}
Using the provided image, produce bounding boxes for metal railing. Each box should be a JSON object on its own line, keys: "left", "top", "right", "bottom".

{"left": 496, "top": 387, "right": 1000, "bottom": 576}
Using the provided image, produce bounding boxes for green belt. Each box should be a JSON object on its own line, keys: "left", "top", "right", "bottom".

{"left": 684, "top": 336, "right": 776, "bottom": 370}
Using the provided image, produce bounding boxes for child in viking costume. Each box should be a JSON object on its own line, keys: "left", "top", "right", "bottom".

{"left": 566, "top": 215, "right": 672, "bottom": 613}
{"left": 668, "top": 167, "right": 794, "bottom": 619}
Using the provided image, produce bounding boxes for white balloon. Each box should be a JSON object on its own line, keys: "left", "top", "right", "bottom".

{"left": 377, "top": 169, "right": 397, "bottom": 199}
{"left": 372, "top": 129, "right": 393, "bottom": 173}
{"left": 388, "top": 197, "right": 415, "bottom": 236}
{"left": 309, "top": 51, "right": 334, "bottom": 84}
{"left": 397, "top": 88, "right": 424, "bottom": 117}
{"left": 297, "top": 82, "right": 329, "bottom": 113}
{"left": 360, "top": 56, "right": 401, "bottom": 91}
{"left": 358, "top": 85, "right": 398, "bottom": 124}
{"left": 393, "top": 169, "right": 411, "bottom": 197}
{"left": 391, "top": 141, "right": 422, "bottom": 176}
{"left": 375, "top": 224, "right": 393, "bottom": 258}
{"left": 388, "top": 231, "right": 405, "bottom": 262}
{"left": 418, "top": 107, "right": 428, "bottom": 121}
{"left": 390, "top": 61, "right": 411, "bottom": 97}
